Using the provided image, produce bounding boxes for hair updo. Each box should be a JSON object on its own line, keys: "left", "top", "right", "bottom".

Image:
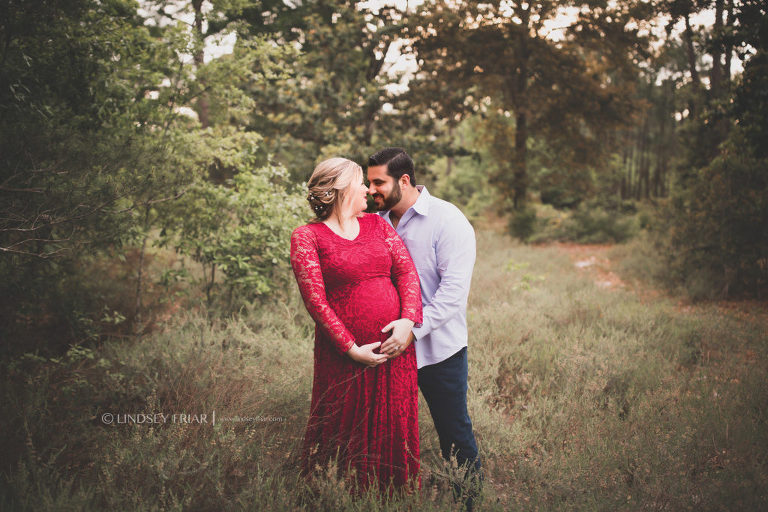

{"left": 306, "top": 157, "right": 362, "bottom": 221}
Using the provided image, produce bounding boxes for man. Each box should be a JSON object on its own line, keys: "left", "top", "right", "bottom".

{"left": 367, "top": 147, "right": 481, "bottom": 507}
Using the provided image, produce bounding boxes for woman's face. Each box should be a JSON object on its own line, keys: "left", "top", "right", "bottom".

{"left": 341, "top": 172, "right": 368, "bottom": 216}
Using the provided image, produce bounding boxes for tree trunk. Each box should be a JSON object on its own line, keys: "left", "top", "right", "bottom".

{"left": 724, "top": 0, "right": 734, "bottom": 83}
{"left": 362, "top": 103, "right": 378, "bottom": 146}
{"left": 513, "top": 112, "right": 528, "bottom": 209}
{"left": 653, "top": 108, "right": 667, "bottom": 198}
{"left": 683, "top": 13, "right": 703, "bottom": 116}
{"left": 710, "top": 0, "right": 724, "bottom": 98}
{"left": 625, "top": 129, "right": 636, "bottom": 200}
{"left": 620, "top": 138, "right": 630, "bottom": 199}
{"left": 445, "top": 125, "right": 454, "bottom": 177}
{"left": 206, "top": 262, "right": 216, "bottom": 307}
{"left": 192, "top": 0, "right": 210, "bottom": 128}
{"left": 511, "top": 8, "right": 530, "bottom": 210}
{"left": 360, "top": 36, "right": 393, "bottom": 146}
{"left": 639, "top": 114, "right": 651, "bottom": 199}
{"left": 632, "top": 122, "right": 644, "bottom": 199}
{"left": 134, "top": 205, "right": 151, "bottom": 339}
{"left": 134, "top": 235, "right": 147, "bottom": 339}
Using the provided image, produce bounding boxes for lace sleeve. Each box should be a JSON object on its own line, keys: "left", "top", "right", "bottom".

{"left": 290, "top": 226, "right": 356, "bottom": 353}
{"left": 376, "top": 216, "right": 423, "bottom": 326}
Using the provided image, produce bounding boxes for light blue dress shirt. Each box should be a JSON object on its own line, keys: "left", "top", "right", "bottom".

{"left": 380, "top": 186, "right": 476, "bottom": 368}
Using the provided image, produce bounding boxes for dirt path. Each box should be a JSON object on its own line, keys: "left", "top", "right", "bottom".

{"left": 552, "top": 242, "right": 626, "bottom": 290}
{"left": 551, "top": 242, "right": 768, "bottom": 331}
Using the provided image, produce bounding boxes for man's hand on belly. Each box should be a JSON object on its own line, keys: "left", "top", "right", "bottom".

{"left": 380, "top": 318, "right": 415, "bottom": 358}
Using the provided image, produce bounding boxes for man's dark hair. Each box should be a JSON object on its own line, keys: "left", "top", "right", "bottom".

{"left": 368, "top": 147, "right": 416, "bottom": 186}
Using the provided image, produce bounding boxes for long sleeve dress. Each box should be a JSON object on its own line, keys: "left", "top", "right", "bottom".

{"left": 290, "top": 213, "right": 423, "bottom": 492}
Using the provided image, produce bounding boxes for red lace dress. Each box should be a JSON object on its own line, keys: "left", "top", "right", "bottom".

{"left": 290, "top": 213, "right": 423, "bottom": 492}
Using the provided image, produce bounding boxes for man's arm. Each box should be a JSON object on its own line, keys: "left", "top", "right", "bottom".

{"left": 411, "top": 212, "right": 475, "bottom": 340}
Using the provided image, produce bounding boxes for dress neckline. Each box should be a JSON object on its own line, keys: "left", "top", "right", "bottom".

{"left": 319, "top": 215, "right": 366, "bottom": 242}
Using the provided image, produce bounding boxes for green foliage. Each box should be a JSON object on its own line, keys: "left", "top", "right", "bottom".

{"left": 407, "top": 0, "right": 647, "bottom": 209}
{"left": 508, "top": 207, "right": 538, "bottom": 242}
{"left": 559, "top": 204, "right": 638, "bottom": 244}
{"left": 633, "top": 0, "right": 768, "bottom": 299}
{"left": 0, "top": 0, "right": 176, "bottom": 258}
{"left": 0, "top": 0, "right": 308, "bottom": 347}
{"left": 242, "top": 1, "right": 426, "bottom": 179}
{"left": 160, "top": 163, "right": 305, "bottom": 308}
{"left": 431, "top": 161, "right": 496, "bottom": 219}
{"left": 427, "top": 118, "right": 497, "bottom": 219}
{"left": 0, "top": 0, "right": 194, "bottom": 352}
{"left": 535, "top": 165, "right": 595, "bottom": 210}
{"left": 656, "top": 127, "right": 768, "bottom": 299}
{"left": 199, "top": 35, "right": 300, "bottom": 129}
{"left": 507, "top": 202, "right": 638, "bottom": 244}
{"left": 649, "top": 37, "right": 768, "bottom": 299}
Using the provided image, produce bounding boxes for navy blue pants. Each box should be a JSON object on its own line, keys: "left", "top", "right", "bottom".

{"left": 418, "top": 347, "right": 481, "bottom": 473}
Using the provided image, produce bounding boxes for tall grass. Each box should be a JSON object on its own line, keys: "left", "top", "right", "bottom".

{"left": 1, "top": 230, "right": 766, "bottom": 510}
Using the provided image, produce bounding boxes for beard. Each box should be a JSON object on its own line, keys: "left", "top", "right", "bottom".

{"left": 373, "top": 184, "right": 402, "bottom": 211}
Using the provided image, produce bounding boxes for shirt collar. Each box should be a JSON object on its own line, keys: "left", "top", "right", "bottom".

{"left": 411, "top": 185, "right": 431, "bottom": 216}
{"left": 380, "top": 185, "right": 431, "bottom": 224}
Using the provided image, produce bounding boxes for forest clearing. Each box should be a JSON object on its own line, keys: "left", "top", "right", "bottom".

{"left": 2, "top": 228, "right": 765, "bottom": 510}
{"left": 2, "top": 0, "right": 767, "bottom": 509}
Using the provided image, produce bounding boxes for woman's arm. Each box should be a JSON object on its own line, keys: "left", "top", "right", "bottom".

{"left": 290, "top": 226, "right": 387, "bottom": 366}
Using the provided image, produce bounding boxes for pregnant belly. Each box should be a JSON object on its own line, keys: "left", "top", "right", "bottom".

{"left": 328, "top": 278, "right": 401, "bottom": 344}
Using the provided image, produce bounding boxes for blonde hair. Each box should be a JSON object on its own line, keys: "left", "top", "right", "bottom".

{"left": 306, "top": 157, "right": 363, "bottom": 221}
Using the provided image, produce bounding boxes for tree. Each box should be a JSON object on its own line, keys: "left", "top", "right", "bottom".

{"left": 0, "top": 0, "right": 194, "bottom": 350}
{"left": 239, "top": 0, "right": 420, "bottom": 177}
{"left": 0, "top": 0, "right": 172, "bottom": 260}
{"left": 653, "top": 0, "right": 768, "bottom": 297}
{"left": 0, "top": 0, "right": 305, "bottom": 350}
{"left": 406, "top": 0, "right": 651, "bottom": 210}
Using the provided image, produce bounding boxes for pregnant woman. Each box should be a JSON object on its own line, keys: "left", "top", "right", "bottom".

{"left": 290, "top": 157, "right": 423, "bottom": 493}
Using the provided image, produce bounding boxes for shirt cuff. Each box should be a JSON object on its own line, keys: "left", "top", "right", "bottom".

{"left": 412, "top": 321, "right": 430, "bottom": 341}
{"left": 405, "top": 315, "right": 422, "bottom": 329}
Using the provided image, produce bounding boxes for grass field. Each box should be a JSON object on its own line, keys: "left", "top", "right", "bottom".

{"left": 1, "top": 229, "right": 766, "bottom": 510}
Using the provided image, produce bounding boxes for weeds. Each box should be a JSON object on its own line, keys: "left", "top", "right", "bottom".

{"left": 1, "top": 230, "right": 766, "bottom": 510}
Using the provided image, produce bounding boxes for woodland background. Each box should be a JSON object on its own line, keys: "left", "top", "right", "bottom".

{"left": 0, "top": 0, "right": 766, "bottom": 509}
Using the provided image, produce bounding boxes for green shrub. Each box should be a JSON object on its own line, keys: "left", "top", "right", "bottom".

{"left": 159, "top": 164, "right": 305, "bottom": 310}
{"left": 661, "top": 132, "right": 768, "bottom": 298}
{"left": 568, "top": 205, "right": 637, "bottom": 243}
{"left": 508, "top": 207, "right": 538, "bottom": 241}
{"left": 527, "top": 202, "right": 638, "bottom": 244}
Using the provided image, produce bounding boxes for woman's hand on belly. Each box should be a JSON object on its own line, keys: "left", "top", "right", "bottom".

{"left": 347, "top": 342, "right": 388, "bottom": 368}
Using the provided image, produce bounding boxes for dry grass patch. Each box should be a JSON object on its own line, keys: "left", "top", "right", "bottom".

{"left": 1, "top": 230, "right": 765, "bottom": 510}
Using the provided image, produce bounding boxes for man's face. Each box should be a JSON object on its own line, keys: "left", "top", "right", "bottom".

{"left": 367, "top": 165, "right": 402, "bottom": 211}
